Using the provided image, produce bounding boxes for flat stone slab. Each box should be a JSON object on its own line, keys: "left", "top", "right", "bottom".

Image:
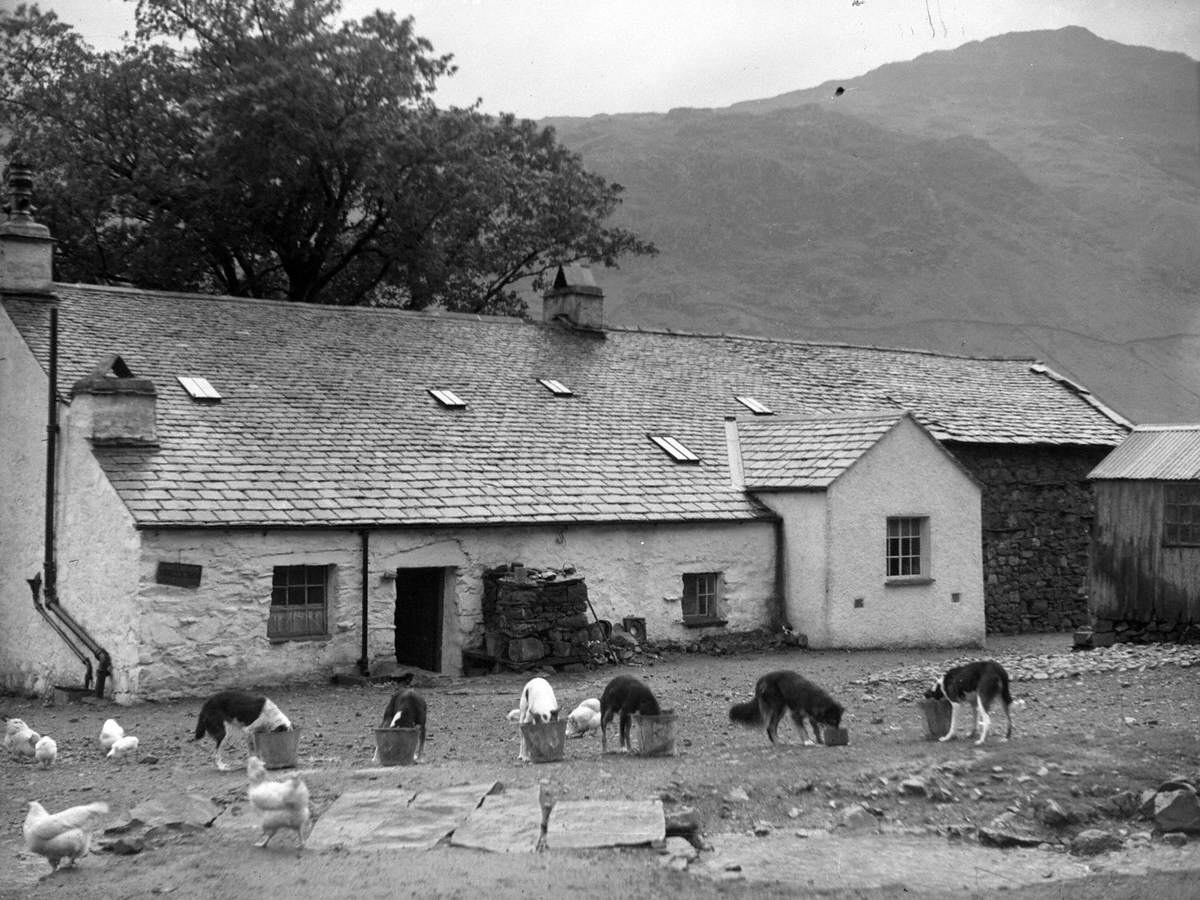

{"left": 693, "top": 833, "right": 1096, "bottom": 891}
{"left": 307, "top": 781, "right": 496, "bottom": 851}
{"left": 450, "top": 787, "right": 544, "bottom": 853}
{"left": 545, "top": 799, "right": 665, "bottom": 849}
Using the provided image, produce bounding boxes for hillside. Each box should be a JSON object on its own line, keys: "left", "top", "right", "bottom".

{"left": 543, "top": 27, "right": 1200, "bottom": 424}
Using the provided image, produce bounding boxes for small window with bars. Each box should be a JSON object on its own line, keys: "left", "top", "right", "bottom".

{"left": 538, "top": 378, "right": 574, "bottom": 396}
{"left": 1164, "top": 484, "right": 1200, "bottom": 547}
{"left": 429, "top": 388, "right": 466, "bottom": 408}
{"left": 650, "top": 434, "right": 700, "bottom": 463}
{"left": 269, "top": 565, "right": 330, "bottom": 641}
{"left": 682, "top": 571, "right": 723, "bottom": 622}
{"left": 886, "top": 517, "right": 929, "bottom": 579}
{"left": 177, "top": 376, "right": 222, "bottom": 402}
{"left": 735, "top": 396, "right": 773, "bottom": 415}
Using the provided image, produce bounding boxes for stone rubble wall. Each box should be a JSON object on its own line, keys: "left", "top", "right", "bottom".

{"left": 481, "top": 564, "right": 594, "bottom": 664}
{"left": 946, "top": 444, "right": 1112, "bottom": 635}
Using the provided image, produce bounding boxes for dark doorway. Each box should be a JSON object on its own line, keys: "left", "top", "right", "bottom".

{"left": 394, "top": 567, "right": 444, "bottom": 671}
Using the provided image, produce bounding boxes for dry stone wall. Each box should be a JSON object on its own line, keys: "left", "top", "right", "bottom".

{"left": 946, "top": 443, "right": 1111, "bottom": 635}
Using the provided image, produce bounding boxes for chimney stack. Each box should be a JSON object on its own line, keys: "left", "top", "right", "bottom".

{"left": 542, "top": 264, "right": 603, "bottom": 330}
{"left": 70, "top": 355, "right": 158, "bottom": 446}
{"left": 0, "top": 162, "right": 55, "bottom": 295}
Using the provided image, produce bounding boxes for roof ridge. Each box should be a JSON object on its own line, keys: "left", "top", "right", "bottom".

{"left": 604, "top": 322, "right": 1039, "bottom": 362}
{"left": 52, "top": 282, "right": 528, "bottom": 326}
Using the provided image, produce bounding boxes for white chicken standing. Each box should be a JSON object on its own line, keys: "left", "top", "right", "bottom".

{"left": 246, "top": 755, "right": 310, "bottom": 849}
{"left": 34, "top": 735, "right": 57, "bottom": 768}
{"left": 4, "top": 718, "right": 41, "bottom": 759}
{"left": 106, "top": 734, "right": 139, "bottom": 761}
{"left": 98, "top": 718, "right": 124, "bottom": 754}
{"left": 564, "top": 698, "right": 601, "bottom": 738}
{"left": 23, "top": 801, "right": 110, "bottom": 871}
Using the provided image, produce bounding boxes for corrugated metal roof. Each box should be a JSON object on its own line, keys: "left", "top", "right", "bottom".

{"left": 3, "top": 283, "right": 1131, "bottom": 529}
{"left": 1089, "top": 425, "right": 1200, "bottom": 480}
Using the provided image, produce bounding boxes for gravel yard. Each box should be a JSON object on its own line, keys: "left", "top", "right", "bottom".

{"left": 3, "top": 632, "right": 1200, "bottom": 899}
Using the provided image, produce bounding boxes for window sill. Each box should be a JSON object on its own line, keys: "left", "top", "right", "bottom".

{"left": 268, "top": 633, "right": 332, "bottom": 644}
{"left": 681, "top": 616, "right": 728, "bottom": 628}
{"left": 885, "top": 577, "right": 934, "bottom": 588}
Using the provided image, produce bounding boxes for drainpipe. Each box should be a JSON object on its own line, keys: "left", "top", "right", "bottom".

{"left": 38, "top": 306, "right": 114, "bottom": 697}
{"left": 27, "top": 573, "right": 93, "bottom": 687}
{"left": 773, "top": 518, "right": 792, "bottom": 632}
{"left": 358, "top": 530, "right": 370, "bottom": 677}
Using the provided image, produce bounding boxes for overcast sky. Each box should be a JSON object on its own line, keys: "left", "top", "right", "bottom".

{"left": 28, "top": 0, "right": 1200, "bottom": 119}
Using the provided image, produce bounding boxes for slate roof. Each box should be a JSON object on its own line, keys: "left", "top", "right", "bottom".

{"left": 3, "top": 284, "right": 1131, "bottom": 529}
{"left": 1088, "top": 425, "right": 1200, "bottom": 481}
{"left": 738, "top": 411, "right": 905, "bottom": 489}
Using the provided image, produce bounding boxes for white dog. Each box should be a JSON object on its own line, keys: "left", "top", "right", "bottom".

{"left": 514, "top": 677, "right": 558, "bottom": 761}
{"left": 564, "top": 698, "right": 601, "bottom": 738}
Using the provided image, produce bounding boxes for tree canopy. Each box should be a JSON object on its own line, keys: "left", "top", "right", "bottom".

{"left": 0, "top": 0, "right": 655, "bottom": 313}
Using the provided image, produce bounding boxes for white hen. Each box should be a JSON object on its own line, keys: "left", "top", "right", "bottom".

{"left": 106, "top": 734, "right": 139, "bottom": 761}
{"left": 5, "top": 718, "right": 40, "bottom": 759}
{"left": 99, "top": 718, "right": 124, "bottom": 753}
{"left": 565, "top": 698, "right": 601, "bottom": 738}
{"left": 23, "top": 801, "right": 109, "bottom": 871}
{"left": 246, "top": 755, "right": 310, "bottom": 849}
{"left": 34, "top": 735, "right": 57, "bottom": 768}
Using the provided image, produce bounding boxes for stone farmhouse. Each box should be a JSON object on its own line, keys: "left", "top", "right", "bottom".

{"left": 0, "top": 192, "right": 1130, "bottom": 702}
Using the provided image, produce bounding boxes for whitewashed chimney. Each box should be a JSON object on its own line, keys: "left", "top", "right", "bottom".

{"left": 70, "top": 355, "right": 158, "bottom": 446}
{"left": 0, "top": 162, "right": 55, "bottom": 295}
{"left": 542, "top": 264, "right": 603, "bottom": 330}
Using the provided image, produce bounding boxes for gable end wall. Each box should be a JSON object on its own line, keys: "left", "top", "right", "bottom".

{"left": 946, "top": 443, "right": 1111, "bottom": 634}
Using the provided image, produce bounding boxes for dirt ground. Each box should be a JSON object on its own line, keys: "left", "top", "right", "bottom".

{"left": 3, "top": 633, "right": 1200, "bottom": 899}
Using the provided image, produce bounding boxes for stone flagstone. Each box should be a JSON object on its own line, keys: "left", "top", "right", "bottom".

{"left": 450, "top": 786, "right": 544, "bottom": 853}
{"left": 545, "top": 799, "right": 665, "bottom": 849}
{"left": 307, "top": 782, "right": 496, "bottom": 851}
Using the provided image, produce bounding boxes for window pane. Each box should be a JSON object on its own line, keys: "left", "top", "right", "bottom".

{"left": 886, "top": 517, "right": 924, "bottom": 577}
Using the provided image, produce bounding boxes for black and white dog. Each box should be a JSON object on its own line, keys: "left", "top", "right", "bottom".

{"left": 192, "top": 689, "right": 292, "bottom": 770}
{"left": 926, "top": 660, "right": 1023, "bottom": 745}
{"left": 373, "top": 688, "right": 427, "bottom": 764}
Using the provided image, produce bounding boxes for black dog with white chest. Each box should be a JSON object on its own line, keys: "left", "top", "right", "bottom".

{"left": 375, "top": 688, "right": 427, "bottom": 763}
{"left": 926, "top": 660, "right": 1022, "bottom": 745}
{"left": 192, "top": 689, "right": 293, "bottom": 770}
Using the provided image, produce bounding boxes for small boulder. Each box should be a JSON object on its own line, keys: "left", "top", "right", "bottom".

{"left": 1070, "top": 829, "right": 1123, "bottom": 856}
{"left": 1154, "top": 788, "right": 1200, "bottom": 834}
{"left": 839, "top": 804, "right": 878, "bottom": 832}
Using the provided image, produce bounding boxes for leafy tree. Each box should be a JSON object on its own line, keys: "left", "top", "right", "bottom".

{"left": 0, "top": 0, "right": 655, "bottom": 312}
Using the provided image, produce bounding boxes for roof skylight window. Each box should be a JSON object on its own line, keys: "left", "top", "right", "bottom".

{"left": 538, "top": 378, "right": 574, "bottom": 396}
{"left": 735, "top": 396, "right": 773, "bottom": 415}
{"left": 429, "top": 388, "right": 466, "bottom": 408}
{"left": 650, "top": 434, "right": 700, "bottom": 464}
{"left": 177, "top": 376, "right": 222, "bottom": 402}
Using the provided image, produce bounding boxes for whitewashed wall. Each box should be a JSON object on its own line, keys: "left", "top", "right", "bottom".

{"left": 754, "top": 492, "right": 829, "bottom": 643}
{"left": 130, "top": 518, "right": 778, "bottom": 699}
{"left": 826, "top": 418, "right": 985, "bottom": 648}
{"left": 0, "top": 309, "right": 141, "bottom": 701}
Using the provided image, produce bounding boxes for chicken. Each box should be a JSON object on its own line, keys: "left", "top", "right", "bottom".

{"left": 5, "top": 718, "right": 40, "bottom": 759}
{"left": 34, "top": 735, "right": 57, "bottom": 768}
{"left": 99, "top": 718, "right": 124, "bottom": 753}
{"left": 564, "top": 698, "right": 601, "bottom": 738}
{"left": 246, "top": 755, "right": 310, "bottom": 849}
{"left": 23, "top": 801, "right": 109, "bottom": 871}
{"left": 106, "top": 734, "right": 139, "bottom": 761}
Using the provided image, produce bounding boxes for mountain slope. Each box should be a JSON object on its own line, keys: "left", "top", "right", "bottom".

{"left": 543, "top": 28, "right": 1200, "bottom": 423}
